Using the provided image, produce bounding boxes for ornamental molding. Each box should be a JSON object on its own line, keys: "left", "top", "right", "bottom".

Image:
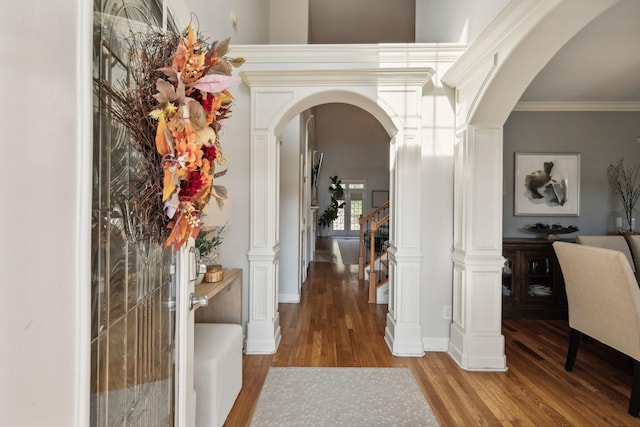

{"left": 231, "top": 43, "right": 466, "bottom": 68}
{"left": 240, "top": 68, "right": 435, "bottom": 88}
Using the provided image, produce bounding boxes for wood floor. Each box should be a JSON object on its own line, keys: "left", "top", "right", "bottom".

{"left": 225, "top": 238, "right": 639, "bottom": 426}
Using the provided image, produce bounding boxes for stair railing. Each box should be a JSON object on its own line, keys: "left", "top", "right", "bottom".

{"left": 358, "top": 201, "right": 389, "bottom": 302}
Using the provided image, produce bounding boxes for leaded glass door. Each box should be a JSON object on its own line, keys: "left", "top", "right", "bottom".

{"left": 91, "top": 2, "right": 178, "bottom": 425}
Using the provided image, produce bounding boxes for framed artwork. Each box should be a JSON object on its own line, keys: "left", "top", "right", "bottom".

{"left": 372, "top": 190, "right": 388, "bottom": 208}
{"left": 514, "top": 153, "right": 580, "bottom": 216}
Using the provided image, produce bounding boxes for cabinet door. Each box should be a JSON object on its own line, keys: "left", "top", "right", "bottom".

{"left": 502, "top": 248, "right": 517, "bottom": 303}
{"left": 521, "top": 249, "right": 559, "bottom": 303}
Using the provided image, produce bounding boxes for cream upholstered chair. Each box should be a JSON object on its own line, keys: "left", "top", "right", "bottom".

{"left": 553, "top": 241, "right": 640, "bottom": 416}
{"left": 575, "top": 235, "right": 636, "bottom": 272}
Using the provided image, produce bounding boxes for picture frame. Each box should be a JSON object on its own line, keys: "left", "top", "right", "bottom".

{"left": 372, "top": 190, "right": 388, "bottom": 208}
{"left": 514, "top": 153, "right": 580, "bottom": 216}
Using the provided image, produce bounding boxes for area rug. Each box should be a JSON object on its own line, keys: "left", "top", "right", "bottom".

{"left": 250, "top": 367, "right": 440, "bottom": 427}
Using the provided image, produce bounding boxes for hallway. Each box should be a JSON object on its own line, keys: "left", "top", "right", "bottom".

{"left": 224, "top": 238, "right": 636, "bottom": 426}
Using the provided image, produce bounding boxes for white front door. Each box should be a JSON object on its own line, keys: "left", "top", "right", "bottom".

{"left": 175, "top": 247, "right": 198, "bottom": 426}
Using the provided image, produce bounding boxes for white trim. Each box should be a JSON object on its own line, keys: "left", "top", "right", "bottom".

{"left": 75, "top": 0, "right": 93, "bottom": 424}
{"left": 232, "top": 43, "right": 466, "bottom": 67}
{"left": 514, "top": 101, "right": 640, "bottom": 111}
{"left": 422, "top": 337, "right": 449, "bottom": 352}
{"left": 278, "top": 293, "right": 301, "bottom": 303}
{"left": 241, "top": 68, "right": 435, "bottom": 88}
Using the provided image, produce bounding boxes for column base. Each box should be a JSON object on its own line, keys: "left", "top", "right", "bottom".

{"left": 384, "top": 313, "right": 425, "bottom": 357}
{"left": 245, "top": 312, "right": 282, "bottom": 354}
{"left": 447, "top": 322, "right": 507, "bottom": 371}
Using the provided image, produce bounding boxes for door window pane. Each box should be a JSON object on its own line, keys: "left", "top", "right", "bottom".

{"left": 350, "top": 200, "right": 362, "bottom": 230}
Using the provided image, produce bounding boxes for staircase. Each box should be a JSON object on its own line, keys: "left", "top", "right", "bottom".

{"left": 358, "top": 201, "right": 389, "bottom": 304}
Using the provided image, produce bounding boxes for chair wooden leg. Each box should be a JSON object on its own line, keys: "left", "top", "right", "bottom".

{"left": 565, "top": 328, "right": 582, "bottom": 371}
{"left": 629, "top": 359, "right": 640, "bottom": 417}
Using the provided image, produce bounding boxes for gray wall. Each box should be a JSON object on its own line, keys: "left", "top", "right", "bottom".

{"left": 503, "top": 111, "right": 640, "bottom": 237}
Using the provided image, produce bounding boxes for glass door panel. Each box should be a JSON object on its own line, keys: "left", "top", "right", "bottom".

{"left": 332, "top": 182, "right": 365, "bottom": 236}
{"left": 92, "top": 1, "right": 175, "bottom": 425}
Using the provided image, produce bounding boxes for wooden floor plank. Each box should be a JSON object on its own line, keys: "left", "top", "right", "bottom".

{"left": 223, "top": 238, "right": 639, "bottom": 426}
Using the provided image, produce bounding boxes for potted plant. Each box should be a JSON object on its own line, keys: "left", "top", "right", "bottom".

{"left": 318, "top": 176, "right": 345, "bottom": 230}
{"left": 195, "top": 225, "right": 226, "bottom": 265}
{"left": 607, "top": 159, "right": 640, "bottom": 234}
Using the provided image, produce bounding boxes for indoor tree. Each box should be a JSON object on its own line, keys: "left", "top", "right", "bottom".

{"left": 318, "top": 176, "right": 345, "bottom": 229}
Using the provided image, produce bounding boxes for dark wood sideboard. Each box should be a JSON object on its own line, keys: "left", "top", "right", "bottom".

{"left": 502, "top": 238, "right": 569, "bottom": 319}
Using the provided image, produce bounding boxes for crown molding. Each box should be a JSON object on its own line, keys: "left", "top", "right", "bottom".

{"left": 231, "top": 43, "right": 466, "bottom": 69}
{"left": 240, "top": 68, "right": 435, "bottom": 88}
{"left": 513, "top": 101, "right": 640, "bottom": 112}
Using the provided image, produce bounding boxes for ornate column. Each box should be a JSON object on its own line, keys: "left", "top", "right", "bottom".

{"left": 245, "top": 128, "right": 282, "bottom": 354}
{"left": 381, "top": 89, "right": 427, "bottom": 357}
{"left": 448, "top": 126, "right": 506, "bottom": 371}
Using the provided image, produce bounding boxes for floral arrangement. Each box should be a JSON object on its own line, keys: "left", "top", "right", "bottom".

{"left": 96, "top": 23, "right": 243, "bottom": 251}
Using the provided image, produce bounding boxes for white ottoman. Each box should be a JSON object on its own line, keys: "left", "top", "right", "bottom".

{"left": 194, "top": 323, "right": 243, "bottom": 427}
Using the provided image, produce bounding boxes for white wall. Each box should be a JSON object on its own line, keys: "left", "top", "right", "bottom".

{"left": 279, "top": 118, "right": 303, "bottom": 301}
{"left": 187, "top": 0, "right": 269, "bottom": 44}
{"left": 0, "top": 1, "right": 91, "bottom": 426}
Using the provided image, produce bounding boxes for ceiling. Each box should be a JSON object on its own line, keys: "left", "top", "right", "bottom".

{"left": 308, "top": 0, "right": 640, "bottom": 106}
{"left": 520, "top": 0, "right": 640, "bottom": 105}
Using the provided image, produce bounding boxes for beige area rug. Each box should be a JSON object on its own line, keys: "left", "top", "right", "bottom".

{"left": 250, "top": 367, "right": 440, "bottom": 427}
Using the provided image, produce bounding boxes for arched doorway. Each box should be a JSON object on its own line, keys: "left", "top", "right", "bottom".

{"left": 240, "top": 68, "right": 435, "bottom": 356}
{"left": 441, "top": 0, "right": 618, "bottom": 371}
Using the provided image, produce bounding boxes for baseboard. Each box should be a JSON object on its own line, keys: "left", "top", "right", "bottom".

{"left": 422, "top": 337, "right": 449, "bottom": 352}
{"left": 278, "top": 293, "right": 300, "bottom": 303}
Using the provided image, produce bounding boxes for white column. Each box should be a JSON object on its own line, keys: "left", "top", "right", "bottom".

{"left": 246, "top": 130, "right": 282, "bottom": 354}
{"left": 385, "top": 127, "right": 424, "bottom": 356}
{"left": 448, "top": 126, "right": 506, "bottom": 371}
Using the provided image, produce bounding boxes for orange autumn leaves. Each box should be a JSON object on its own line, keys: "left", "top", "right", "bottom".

{"left": 150, "top": 24, "right": 243, "bottom": 251}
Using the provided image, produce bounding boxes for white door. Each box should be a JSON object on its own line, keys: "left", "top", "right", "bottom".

{"left": 175, "top": 247, "right": 198, "bottom": 426}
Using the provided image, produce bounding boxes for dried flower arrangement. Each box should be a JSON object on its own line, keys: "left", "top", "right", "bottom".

{"left": 95, "top": 23, "right": 243, "bottom": 251}
{"left": 607, "top": 158, "right": 640, "bottom": 233}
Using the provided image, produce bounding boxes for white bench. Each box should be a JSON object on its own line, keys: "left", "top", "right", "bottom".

{"left": 194, "top": 323, "right": 243, "bottom": 427}
{"left": 193, "top": 268, "right": 244, "bottom": 427}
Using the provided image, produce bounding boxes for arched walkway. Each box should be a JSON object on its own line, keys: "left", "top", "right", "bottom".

{"left": 442, "top": 0, "right": 619, "bottom": 370}
{"left": 233, "top": 0, "right": 617, "bottom": 368}
{"left": 240, "top": 64, "right": 435, "bottom": 355}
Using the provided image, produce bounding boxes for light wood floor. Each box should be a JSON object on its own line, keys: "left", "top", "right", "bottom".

{"left": 225, "top": 238, "right": 638, "bottom": 426}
